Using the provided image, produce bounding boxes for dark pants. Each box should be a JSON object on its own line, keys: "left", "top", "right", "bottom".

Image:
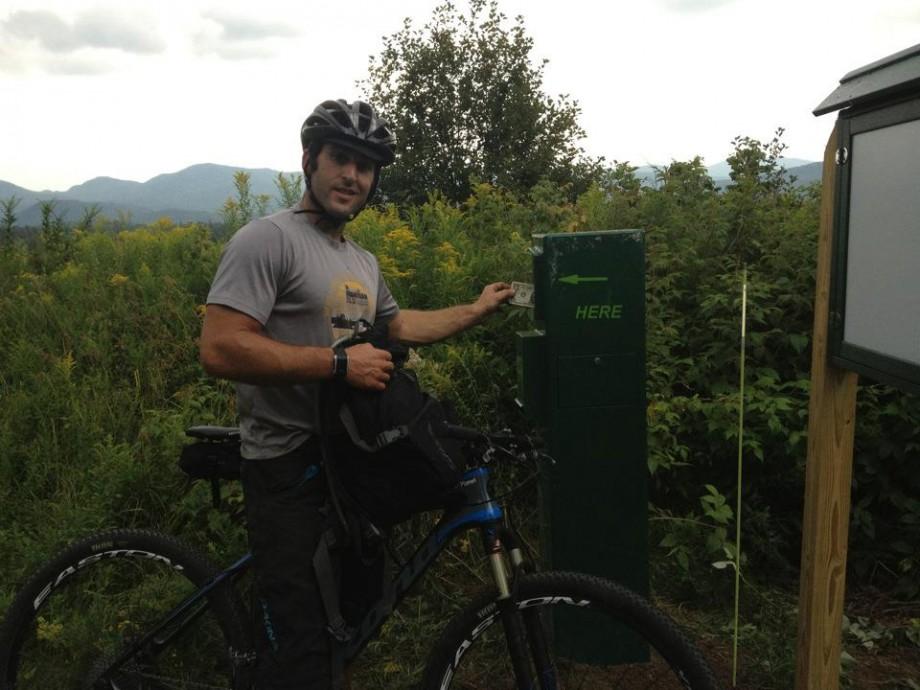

{"left": 240, "top": 438, "right": 383, "bottom": 689}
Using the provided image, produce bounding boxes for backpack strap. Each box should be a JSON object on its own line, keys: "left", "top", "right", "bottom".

{"left": 338, "top": 405, "right": 377, "bottom": 452}
{"left": 340, "top": 401, "right": 413, "bottom": 451}
{"left": 312, "top": 526, "right": 353, "bottom": 690}
{"left": 375, "top": 425, "right": 409, "bottom": 447}
{"left": 313, "top": 528, "right": 352, "bottom": 642}
{"left": 316, "top": 379, "right": 364, "bottom": 689}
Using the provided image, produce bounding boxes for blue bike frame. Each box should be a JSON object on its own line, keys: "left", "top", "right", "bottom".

{"left": 98, "top": 465, "right": 509, "bottom": 675}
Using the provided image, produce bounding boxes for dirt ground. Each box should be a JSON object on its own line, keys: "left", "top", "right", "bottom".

{"left": 693, "top": 589, "right": 920, "bottom": 690}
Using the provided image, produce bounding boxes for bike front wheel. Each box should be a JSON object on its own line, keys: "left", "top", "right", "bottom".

{"left": 0, "top": 528, "right": 251, "bottom": 689}
{"left": 421, "top": 571, "right": 720, "bottom": 690}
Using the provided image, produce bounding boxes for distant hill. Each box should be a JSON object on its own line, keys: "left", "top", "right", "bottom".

{"left": 0, "top": 158, "right": 824, "bottom": 228}
{"left": 0, "top": 180, "right": 42, "bottom": 210}
{"left": 783, "top": 162, "right": 823, "bottom": 186}
{"left": 705, "top": 157, "right": 813, "bottom": 180}
{"left": 633, "top": 158, "right": 822, "bottom": 188}
{"left": 0, "top": 164, "right": 301, "bottom": 227}
{"left": 15, "top": 200, "right": 216, "bottom": 227}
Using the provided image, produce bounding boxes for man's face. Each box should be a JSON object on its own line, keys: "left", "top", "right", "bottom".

{"left": 306, "top": 143, "right": 377, "bottom": 221}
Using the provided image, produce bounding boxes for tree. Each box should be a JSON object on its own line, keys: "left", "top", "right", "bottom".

{"left": 1, "top": 195, "right": 20, "bottom": 248}
{"left": 36, "top": 200, "right": 74, "bottom": 271}
{"left": 722, "top": 129, "right": 796, "bottom": 263}
{"left": 654, "top": 157, "right": 716, "bottom": 205}
{"left": 360, "top": 0, "right": 602, "bottom": 205}
{"left": 76, "top": 203, "right": 101, "bottom": 232}
{"left": 274, "top": 172, "right": 303, "bottom": 209}
{"left": 221, "top": 171, "right": 271, "bottom": 233}
{"left": 114, "top": 208, "right": 134, "bottom": 231}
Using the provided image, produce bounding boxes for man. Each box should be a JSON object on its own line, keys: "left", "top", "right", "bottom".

{"left": 199, "top": 99, "right": 513, "bottom": 688}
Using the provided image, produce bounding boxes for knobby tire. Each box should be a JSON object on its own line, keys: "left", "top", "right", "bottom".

{"left": 0, "top": 528, "right": 251, "bottom": 690}
{"left": 420, "top": 571, "right": 720, "bottom": 690}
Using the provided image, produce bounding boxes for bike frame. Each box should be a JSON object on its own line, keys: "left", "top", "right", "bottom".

{"left": 343, "top": 466, "right": 505, "bottom": 661}
{"left": 97, "top": 465, "right": 530, "bottom": 680}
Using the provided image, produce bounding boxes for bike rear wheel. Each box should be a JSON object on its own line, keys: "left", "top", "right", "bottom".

{"left": 421, "top": 571, "right": 720, "bottom": 690}
{"left": 0, "top": 528, "right": 251, "bottom": 689}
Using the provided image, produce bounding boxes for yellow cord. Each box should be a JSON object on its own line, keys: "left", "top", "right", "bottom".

{"left": 732, "top": 267, "right": 747, "bottom": 687}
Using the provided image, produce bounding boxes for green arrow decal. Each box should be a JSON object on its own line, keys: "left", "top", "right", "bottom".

{"left": 558, "top": 274, "right": 608, "bottom": 285}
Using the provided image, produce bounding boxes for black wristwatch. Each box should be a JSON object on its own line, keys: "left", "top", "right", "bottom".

{"left": 332, "top": 346, "right": 348, "bottom": 379}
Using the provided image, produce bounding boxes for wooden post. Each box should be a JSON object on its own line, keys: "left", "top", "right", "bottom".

{"left": 794, "top": 127, "right": 860, "bottom": 689}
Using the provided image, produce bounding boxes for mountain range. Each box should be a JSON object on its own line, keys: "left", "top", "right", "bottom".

{"left": 0, "top": 159, "right": 823, "bottom": 227}
{"left": 0, "top": 164, "right": 300, "bottom": 227}
{"left": 633, "top": 158, "right": 822, "bottom": 188}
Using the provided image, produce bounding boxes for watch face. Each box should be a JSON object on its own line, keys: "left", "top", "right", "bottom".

{"left": 335, "top": 350, "right": 348, "bottom": 378}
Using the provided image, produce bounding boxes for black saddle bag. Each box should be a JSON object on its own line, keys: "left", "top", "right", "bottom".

{"left": 178, "top": 427, "right": 242, "bottom": 481}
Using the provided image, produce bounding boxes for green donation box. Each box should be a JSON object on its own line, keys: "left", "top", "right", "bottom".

{"left": 517, "top": 229, "right": 648, "bottom": 663}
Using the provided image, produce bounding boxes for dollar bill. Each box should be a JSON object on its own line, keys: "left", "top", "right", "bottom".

{"left": 511, "top": 281, "right": 534, "bottom": 308}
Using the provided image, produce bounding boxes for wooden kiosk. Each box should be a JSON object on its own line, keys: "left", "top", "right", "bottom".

{"left": 796, "top": 44, "right": 920, "bottom": 689}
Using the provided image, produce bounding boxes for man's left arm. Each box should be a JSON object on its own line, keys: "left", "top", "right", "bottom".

{"left": 387, "top": 282, "right": 515, "bottom": 344}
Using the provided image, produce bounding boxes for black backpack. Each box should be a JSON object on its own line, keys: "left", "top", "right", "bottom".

{"left": 326, "top": 324, "right": 467, "bottom": 527}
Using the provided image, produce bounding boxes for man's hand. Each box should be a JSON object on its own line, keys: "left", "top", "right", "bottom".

{"left": 474, "top": 282, "right": 515, "bottom": 318}
{"left": 345, "top": 343, "right": 394, "bottom": 391}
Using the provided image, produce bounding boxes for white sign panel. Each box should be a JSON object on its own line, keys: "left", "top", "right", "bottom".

{"left": 843, "top": 118, "right": 920, "bottom": 368}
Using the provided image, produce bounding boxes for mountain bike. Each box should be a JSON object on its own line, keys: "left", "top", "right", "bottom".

{"left": 0, "top": 423, "right": 720, "bottom": 690}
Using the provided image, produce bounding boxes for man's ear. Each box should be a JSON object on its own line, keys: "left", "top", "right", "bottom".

{"left": 301, "top": 149, "right": 310, "bottom": 177}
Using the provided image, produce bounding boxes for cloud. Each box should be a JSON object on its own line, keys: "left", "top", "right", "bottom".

{"left": 658, "top": 0, "right": 736, "bottom": 12}
{"left": 1, "top": 8, "right": 165, "bottom": 55}
{"left": 203, "top": 10, "right": 299, "bottom": 41}
{"left": 73, "top": 9, "right": 165, "bottom": 54}
{"left": 194, "top": 9, "right": 299, "bottom": 59}
{"left": 3, "top": 10, "right": 79, "bottom": 52}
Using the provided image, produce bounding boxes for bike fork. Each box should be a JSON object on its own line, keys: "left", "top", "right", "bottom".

{"left": 483, "top": 527, "right": 557, "bottom": 690}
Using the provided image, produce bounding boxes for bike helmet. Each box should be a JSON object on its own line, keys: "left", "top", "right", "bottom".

{"left": 300, "top": 99, "right": 396, "bottom": 166}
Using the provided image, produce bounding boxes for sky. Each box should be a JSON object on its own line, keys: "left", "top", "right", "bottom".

{"left": 1, "top": 0, "right": 918, "bottom": 191}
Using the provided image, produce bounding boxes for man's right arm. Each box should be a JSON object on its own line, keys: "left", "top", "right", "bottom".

{"left": 199, "top": 304, "right": 393, "bottom": 390}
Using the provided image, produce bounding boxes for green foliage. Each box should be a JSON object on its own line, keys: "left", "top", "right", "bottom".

{"left": 34, "top": 200, "right": 75, "bottom": 273}
{"left": 274, "top": 171, "right": 303, "bottom": 209}
{"left": 843, "top": 614, "right": 894, "bottom": 652}
{"left": 220, "top": 171, "right": 272, "bottom": 234}
{"left": 848, "top": 385, "right": 920, "bottom": 597}
{"left": 0, "top": 222, "right": 241, "bottom": 608}
{"left": 75, "top": 203, "right": 102, "bottom": 232}
{"left": 619, "top": 131, "right": 918, "bottom": 611}
{"left": 1, "top": 194, "right": 20, "bottom": 249}
{"left": 220, "top": 171, "right": 304, "bottom": 237}
{"left": 361, "top": 0, "right": 602, "bottom": 205}
{"left": 348, "top": 186, "right": 534, "bottom": 430}
{"left": 630, "top": 140, "right": 822, "bottom": 590}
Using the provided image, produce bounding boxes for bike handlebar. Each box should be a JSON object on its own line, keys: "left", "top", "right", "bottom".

{"left": 438, "top": 422, "right": 488, "bottom": 443}
{"left": 438, "top": 422, "right": 550, "bottom": 466}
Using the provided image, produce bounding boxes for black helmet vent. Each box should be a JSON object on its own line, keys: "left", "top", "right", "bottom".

{"left": 300, "top": 99, "right": 397, "bottom": 166}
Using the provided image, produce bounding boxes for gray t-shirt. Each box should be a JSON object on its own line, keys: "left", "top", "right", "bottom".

{"left": 206, "top": 207, "right": 399, "bottom": 459}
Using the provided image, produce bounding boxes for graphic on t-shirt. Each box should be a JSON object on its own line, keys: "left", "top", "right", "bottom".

{"left": 326, "top": 274, "right": 376, "bottom": 339}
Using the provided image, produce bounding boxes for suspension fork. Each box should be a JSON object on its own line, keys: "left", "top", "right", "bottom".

{"left": 481, "top": 525, "right": 554, "bottom": 690}
{"left": 492, "top": 526, "right": 558, "bottom": 690}
{"left": 481, "top": 523, "right": 533, "bottom": 689}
